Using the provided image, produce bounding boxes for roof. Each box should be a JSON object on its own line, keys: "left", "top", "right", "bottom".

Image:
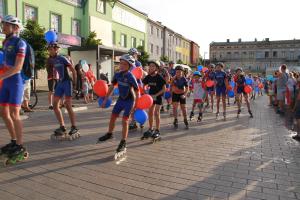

{"left": 118, "top": 0, "right": 148, "bottom": 17}
{"left": 210, "top": 39, "right": 300, "bottom": 46}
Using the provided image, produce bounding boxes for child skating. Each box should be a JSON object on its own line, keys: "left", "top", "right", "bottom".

{"left": 170, "top": 65, "right": 189, "bottom": 129}
{"left": 97, "top": 54, "right": 139, "bottom": 159}
{"left": 141, "top": 60, "right": 166, "bottom": 143}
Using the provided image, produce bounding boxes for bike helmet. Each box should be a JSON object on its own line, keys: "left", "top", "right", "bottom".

{"left": 216, "top": 62, "right": 224, "bottom": 68}
{"left": 148, "top": 60, "right": 161, "bottom": 68}
{"left": 235, "top": 67, "right": 243, "bottom": 72}
{"left": 1, "top": 15, "right": 22, "bottom": 28}
{"left": 175, "top": 65, "right": 184, "bottom": 71}
{"left": 120, "top": 54, "right": 135, "bottom": 67}
{"left": 47, "top": 41, "right": 60, "bottom": 48}
{"left": 169, "top": 61, "right": 175, "bottom": 65}
{"left": 128, "top": 48, "right": 141, "bottom": 56}
{"left": 193, "top": 71, "right": 201, "bottom": 77}
{"left": 209, "top": 63, "right": 215, "bottom": 68}
{"left": 160, "top": 61, "right": 166, "bottom": 67}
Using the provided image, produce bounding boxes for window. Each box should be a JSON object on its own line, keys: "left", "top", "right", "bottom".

{"left": 282, "top": 51, "right": 286, "bottom": 58}
{"left": 112, "top": 31, "right": 116, "bottom": 45}
{"left": 96, "top": 0, "right": 105, "bottom": 13}
{"left": 71, "top": 19, "right": 80, "bottom": 36}
{"left": 265, "top": 51, "right": 269, "bottom": 58}
{"left": 0, "top": 0, "right": 5, "bottom": 18}
{"left": 273, "top": 51, "right": 277, "bottom": 58}
{"left": 156, "top": 46, "right": 159, "bottom": 55}
{"left": 121, "top": 34, "right": 127, "bottom": 47}
{"left": 150, "top": 43, "right": 153, "bottom": 54}
{"left": 50, "top": 13, "right": 61, "bottom": 32}
{"left": 24, "top": 5, "right": 37, "bottom": 21}
{"left": 150, "top": 25, "right": 153, "bottom": 35}
{"left": 140, "top": 39, "right": 144, "bottom": 47}
{"left": 157, "top": 28, "right": 159, "bottom": 37}
{"left": 131, "top": 37, "right": 136, "bottom": 48}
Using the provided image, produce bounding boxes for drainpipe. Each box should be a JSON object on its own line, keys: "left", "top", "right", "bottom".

{"left": 15, "top": 0, "right": 18, "bottom": 17}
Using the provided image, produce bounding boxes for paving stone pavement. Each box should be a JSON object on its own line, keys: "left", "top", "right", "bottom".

{"left": 0, "top": 94, "right": 299, "bottom": 200}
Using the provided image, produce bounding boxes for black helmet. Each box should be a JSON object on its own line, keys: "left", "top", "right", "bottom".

{"left": 175, "top": 65, "right": 184, "bottom": 71}
{"left": 235, "top": 67, "right": 243, "bottom": 72}
{"left": 216, "top": 62, "right": 224, "bottom": 68}
{"left": 148, "top": 60, "right": 160, "bottom": 68}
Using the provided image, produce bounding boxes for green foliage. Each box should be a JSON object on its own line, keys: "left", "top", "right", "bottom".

{"left": 137, "top": 45, "right": 149, "bottom": 66}
{"left": 82, "top": 31, "right": 102, "bottom": 47}
{"left": 176, "top": 59, "right": 183, "bottom": 64}
{"left": 160, "top": 55, "right": 169, "bottom": 62}
{"left": 20, "top": 20, "right": 47, "bottom": 70}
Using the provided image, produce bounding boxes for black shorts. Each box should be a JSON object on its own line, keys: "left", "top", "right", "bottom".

{"left": 48, "top": 79, "right": 57, "bottom": 92}
{"left": 153, "top": 96, "right": 162, "bottom": 105}
{"left": 172, "top": 93, "right": 186, "bottom": 104}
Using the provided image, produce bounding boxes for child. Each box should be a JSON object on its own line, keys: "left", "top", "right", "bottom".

{"left": 97, "top": 54, "right": 139, "bottom": 158}
{"left": 190, "top": 71, "right": 207, "bottom": 122}
{"left": 142, "top": 60, "right": 166, "bottom": 140}
{"left": 82, "top": 76, "right": 90, "bottom": 104}
{"left": 171, "top": 65, "right": 189, "bottom": 129}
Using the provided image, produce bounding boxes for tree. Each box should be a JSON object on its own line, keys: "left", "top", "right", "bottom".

{"left": 137, "top": 45, "right": 149, "bottom": 66}
{"left": 177, "top": 59, "right": 183, "bottom": 64}
{"left": 82, "top": 31, "right": 102, "bottom": 47}
{"left": 20, "top": 20, "right": 48, "bottom": 70}
{"left": 160, "top": 55, "right": 169, "bottom": 62}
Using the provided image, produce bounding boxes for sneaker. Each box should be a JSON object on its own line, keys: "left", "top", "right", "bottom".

{"left": 98, "top": 133, "right": 113, "bottom": 142}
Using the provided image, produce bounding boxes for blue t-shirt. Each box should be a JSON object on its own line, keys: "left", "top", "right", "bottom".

{"left": 172, "top": 77, "right": 188, "bottom": 90}
{"left": 48, "top": 55, "right": 72, "bottom": 81}
{"left": 207, "top": 71, "right": 215, "bottom": 80}
{"left": 135, "top": 60, "right": 142, "bottom": 67}
{"left": 112, "top": 71, "right": 139, "bottom": 100}
{"left": 168, "top": 68, "right": 176, "bottom": 77}
{"left": 236, "top": 75, "right": 246, "bottom": 88}
{"left": 215, "top": 70, "right": 227, "bottom": 87}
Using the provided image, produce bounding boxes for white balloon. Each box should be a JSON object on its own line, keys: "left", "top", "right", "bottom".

{"left": 82, "top": 64, "right": 89, "bottom": 72}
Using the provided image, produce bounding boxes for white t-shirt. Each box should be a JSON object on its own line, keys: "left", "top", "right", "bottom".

{"left": 192, "top": 80, "right": 206, "bottom": 100}
{"left": 287, "top": 78, "right": 296, "bottom": 91}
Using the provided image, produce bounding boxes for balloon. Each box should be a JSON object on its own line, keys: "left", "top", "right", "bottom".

{"left": 138, "top": 85, "right": 144, "bottom": 95}
{"left": 266, "top": 75, "right": 274, "bottom": 81}
{"left": 230, "top": 81, "right": 235, "bottom": 88}
{"left": 206, "top": 80, "right": 214, "bottom": 87}
{"left": 258, "top": 83, "right": 264, "bottom": 89}
{"left": 131, "top": 67, "right": 143, "bottom": 79}
{"left": 93, "top": 80, "right": 108, "bottom": 97}
{"left": 80, "top": 60, "right": 87, "bottom": 66}
{"left": 164, "top": 91, "right": 171, "bottom": 99}
{"left": 45, "top": 30, "right": 57, "bottom": 43}
{"left": 136, "top": 94, "right": 153, "bottom": 109}
{"left": 0, "top": 51, "right": 3, "bottom": 65}
{"left": 82, "top": 64, "right": 89, "bottom": 72}
{"left": 244, "top": 85, "right": 252, "bottom": 94}
{"left": 202, "top": 67, "right": 208, "bottom": 72}
{"left": 228, "top": 90, "right": 235, "bottom": 98}
{"left": 113, "top": 88, "right": 119, "bottom": 96}
{"left": 197, "top": 65, "right": 203, "bottom": 71}
{"left": 245, "top": 78, "right": 253, "bottom": 85}
{"left": 134, "top": 109, "right": 148, "bottom": 125}
{"left": 98, "top": 97, "right": 112, "bottom": 108}
{"left": 227, "top": 85, "right": 233, "bottom": 91}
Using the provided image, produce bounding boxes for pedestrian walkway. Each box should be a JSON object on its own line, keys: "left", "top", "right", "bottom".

{"left": 0, "top": 96, "right": 299, "bottom": 200}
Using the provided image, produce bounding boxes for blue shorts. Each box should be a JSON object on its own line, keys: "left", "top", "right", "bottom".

{"left": 237, "top": 86, "right": 246, "bottom": 94}
{"left": 0, "top": 74, "right": 24, "bottom": 106}
{"left": 216, "top": 86, "right": 226, "bottom": 96}
{"left": 112, "top": 98, "right": 134, "bottom": 118}
{"left": 54, "top": 80, "right": 72, "bottom": 97}
{"left": 206, "top": 86, "right": 215, "bottom": 94}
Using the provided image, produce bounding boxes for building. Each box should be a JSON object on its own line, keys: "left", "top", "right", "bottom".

{"left": 190, "top": 41, "right": 200, "bottom": 66}
{"left": 175, "top": 34, "right": 190, "bottom": 65}
{"left": 147, "top": 19, "right": 164, "bottom": 61}
{"left": 210, "top": 38, "right": 300, "bottom": 73}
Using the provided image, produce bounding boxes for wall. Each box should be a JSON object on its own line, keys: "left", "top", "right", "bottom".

{"left": 147, "top": 20, "right": 164, "bottom": 61}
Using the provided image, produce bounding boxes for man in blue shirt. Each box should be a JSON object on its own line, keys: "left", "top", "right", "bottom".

{"left": 47, "top": 42, "right": 79, "bottom": 140}
{"left": 98, "top": 54, "right": 139, "bottom": 156}
{"left": 0, "top": 15, "right": 27, "bottom": 158}
{"left": 214, "top": 62, "right": 229, "bottom": 120}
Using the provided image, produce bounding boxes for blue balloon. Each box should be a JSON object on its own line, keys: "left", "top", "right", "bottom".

{"left": 164, "top": 91, "right": 171, "bottom": 99}
{"left": 0, "top": 51, "right": 3, "bottom": 65}
{"left": 245, "top": 78, "right": 253, "bottom": 85}
{"left": 266, "top": 75, "right": 274, "bottom": 81}
{"left": 45, "top": 30, "right": 57, "bottom": 43}
{"left": 228, "top": 90, "right": 235, "bottom": 98}
{"left": 134, "top": 109, "right": 148, "bottom": 125}
{"left": 113, "top": 88, "right": 119, "bottom": 96}
{"left": 230, "top": 81, "right": 235, "bottom": 88}
{"left": 80, "top": 60, "right": 87, "bottom": 66}
{"left": 255, "top": 87, "right": 259, "bottom": 92}
{"left": 197, "top": 65, "right": 203, "bottom": 71}
{"left": 98, "top": 97, "right": 112, "bottom": 108}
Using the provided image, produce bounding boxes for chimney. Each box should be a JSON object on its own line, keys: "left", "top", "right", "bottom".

{"left": 226, "top": 39, "right": 230, "bottom": 43}
{"left": 238, "top": 38, "right": 242, "bottom": 43}
{"left": 265, "top": 38, "right": 269, "bottom": 42}
{"left": 254, "top": 38, "right": 257, "bottom": 42}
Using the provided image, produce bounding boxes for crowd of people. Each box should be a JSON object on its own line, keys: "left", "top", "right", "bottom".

{"left": 0, "top": 15, "right": 298, "bottom": 163}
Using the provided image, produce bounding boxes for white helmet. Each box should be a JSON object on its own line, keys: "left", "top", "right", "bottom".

{"left": 120, "top": 54, "right": 135, "bottom": 67}
{"left": 1, "top": 15, "right": 23, "bottom": 29}
{"left": 128, "top": 48, "right": 141, "bottom": 56}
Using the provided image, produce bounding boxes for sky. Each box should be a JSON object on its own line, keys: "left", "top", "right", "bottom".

{"left": 122, "top": 0, "right": 300, "bottom": 57}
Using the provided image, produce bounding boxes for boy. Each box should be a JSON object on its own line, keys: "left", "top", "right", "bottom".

{"left": 142, "top": 60, "right": 166, "bottom": 141}
{"left": 97, "top": 54, "right": 139, "bottom": 158}
{"left": 171, "top": 65, "right": 189, "bottom": 129}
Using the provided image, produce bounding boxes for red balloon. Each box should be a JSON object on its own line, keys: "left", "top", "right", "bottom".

{"left": 244, "top": 85, "right": 253, "bottom": 94}
{"left": 206, "top": 80, "right": 214, "bottom": 87}
{"left": 202, "top": 67, "right": 208, "bottom": 72}
{"left": 136, "top": 94, "right": 153, "bottom": 109}
{"left": 93, "top": 80, "right": 108, "bottom": 97}
{"left": 131, "top": 67, "right": 143, "bottom": 79}
{"left": 258, "top": 83, "right": 263, "bottom": 89}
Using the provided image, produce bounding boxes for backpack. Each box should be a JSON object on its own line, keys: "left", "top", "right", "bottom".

{"left": 14, "top": 38, "right": 35, "bottom": 80}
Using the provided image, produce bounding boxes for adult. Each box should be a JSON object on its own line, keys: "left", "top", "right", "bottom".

{"left": 277, "top": 64, "right": 289, "bottom": 114}
{"left": 0, "top": 15, "right": 27, "bottom": 156}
